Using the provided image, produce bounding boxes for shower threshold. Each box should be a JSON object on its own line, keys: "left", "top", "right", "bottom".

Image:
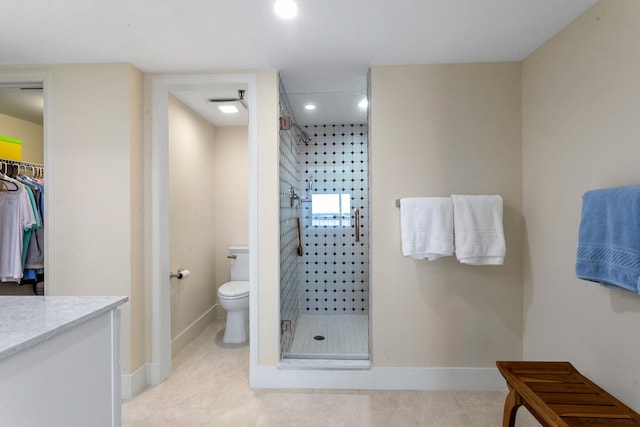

{"left": 279, "top": 357, "right": 371, "bottom": 370}
{"left": 282, "top": 351, "right": 368, "bottom": 360}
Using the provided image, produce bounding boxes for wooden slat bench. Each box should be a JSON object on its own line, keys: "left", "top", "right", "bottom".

{"left": 496, "top": 361, "right": 640, "bottom": 427}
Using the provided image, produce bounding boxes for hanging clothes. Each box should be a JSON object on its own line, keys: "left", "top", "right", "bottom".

{"left": 0, "top": 173, "right": 38, "bottom": 282}
{"left": 18, "top": 174, "right": 45, "bottom": 272}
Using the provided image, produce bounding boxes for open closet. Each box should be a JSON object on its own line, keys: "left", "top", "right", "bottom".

{"left": 0, "top": 82, "right": 45, "bottom": 295}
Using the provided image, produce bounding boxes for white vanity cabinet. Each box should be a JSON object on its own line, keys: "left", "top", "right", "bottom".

{"left": 0, "top": 296, "right": 128, "bottom": 427}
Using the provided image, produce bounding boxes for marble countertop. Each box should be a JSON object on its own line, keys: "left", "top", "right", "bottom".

{"left": 0, "top": 296, "right": 128, "bottom": 362}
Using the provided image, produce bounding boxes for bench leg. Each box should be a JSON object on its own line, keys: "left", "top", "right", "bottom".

{"left": 503, "top": 386, "right": 522, "bottom": 427}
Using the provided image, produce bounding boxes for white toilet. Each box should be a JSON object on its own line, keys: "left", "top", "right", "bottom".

{"left": 217, "top": 246, "right": 250, "bottom": 344}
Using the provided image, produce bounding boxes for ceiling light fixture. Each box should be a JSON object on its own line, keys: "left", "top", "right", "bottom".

{"left": 274, "top": 0, "right": 298, "bottom": 19}
{"left": 304, "top": 104, "right": 316, "bottom": 110}
{"left": 358, "top": 99, "right": 368, "bottom": 109}
{"left": 219, "top": 105, "right": 239, "bottom": 113}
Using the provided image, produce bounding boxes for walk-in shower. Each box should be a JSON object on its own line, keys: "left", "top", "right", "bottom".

{"left": 279, "top": 81, "right": 370, "bottom": 362}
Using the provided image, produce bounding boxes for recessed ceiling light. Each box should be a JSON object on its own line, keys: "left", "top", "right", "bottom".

{"left": 358, "top": 99, "right": 368, "bottom": 109}
{"left": 305, "top": 104, "right": 316, "bottom": 110}
{"left": 274, "top": 0, "right": 298, "bottom": 19}
{"left": 219, "top": 105, "right": 239, "bottom": 113}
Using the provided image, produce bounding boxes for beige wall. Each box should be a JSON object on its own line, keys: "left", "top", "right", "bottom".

{"left": 49, "top": 63, "right": 144, "bottom": 376}
{"left": 256, "top": 70, "right": 281, "bottom": 365}
{"left": 168, "top": 94, "right": 218, "bottom": 351}
{"left": 370, "top": 64, "right": 523, "bottom": 367}
{"left": 0, "top": 113, "right": 43, "bottom": 163}
{"left": 213, "top": 126, "right": 249, "bottom": 288}
{"left": 522, "top": 0, "right": 640, "bottom": 409}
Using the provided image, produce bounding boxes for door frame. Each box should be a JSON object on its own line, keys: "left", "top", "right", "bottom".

{"left": 149, "top": 73, "right": 259, "bottom": 385}
{"left": 0, "top": 68, "right": 55, "bottom": 294}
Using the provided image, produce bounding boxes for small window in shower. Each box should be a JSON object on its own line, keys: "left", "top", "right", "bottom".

{"left": 311, "top": 193, "right": 351, "bottom": 227}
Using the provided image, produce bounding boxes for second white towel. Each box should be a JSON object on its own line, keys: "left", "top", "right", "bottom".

{"left": 451, "top": 195, "right": 506, "bottom": 265}
{"left": 400, "top": 197, "right": 454, "bottom": 260}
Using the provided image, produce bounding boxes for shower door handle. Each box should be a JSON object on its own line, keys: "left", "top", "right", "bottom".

{"left": 354, "top": 209, "right": 360, "bottom": 243}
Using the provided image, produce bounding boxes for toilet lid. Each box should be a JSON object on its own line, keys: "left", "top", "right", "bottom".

{"left": 218, "top": 281, "right": 249, "bottom": 298}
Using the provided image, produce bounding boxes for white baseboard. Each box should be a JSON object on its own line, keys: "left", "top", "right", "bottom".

{"left": 121, "top": 363, "right": 150, "bottom": 400}
{"left": 147, "top": 361, "right": 162, "bottom": 388}
{"left": 171, "top": 305, "right": 217, "bottom": 357}
{"left": 131, "top": 360, "right": 505, "bottom": 398}
{"left": 250, "top": 365, "right": 507, "bottom": 391}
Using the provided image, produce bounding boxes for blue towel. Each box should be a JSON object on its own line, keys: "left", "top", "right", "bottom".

{"left": 575, "top": 185, "right": 640, "bottom": 294}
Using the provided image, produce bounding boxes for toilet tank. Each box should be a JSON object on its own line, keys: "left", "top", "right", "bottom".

{"left": 229, "top": 246, "right": 249, "bottom": 281}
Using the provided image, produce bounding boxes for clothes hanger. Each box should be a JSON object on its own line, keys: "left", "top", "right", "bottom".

{"left": 0, "top": 173, "right": 19, "bottom": 192}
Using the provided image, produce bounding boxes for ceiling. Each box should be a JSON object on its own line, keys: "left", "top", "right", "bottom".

{"left": 0, "top": 0, "right": 597, "bottom": 126}
{"left": 0, "top": 85, "right": 45, "bottom": 125}
{"left": 172, "top": 85, "right": 250, "bottom": 127}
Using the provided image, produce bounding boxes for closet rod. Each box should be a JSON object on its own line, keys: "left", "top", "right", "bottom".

{"left": 0, "top": 158, "right": 44, "bottom": 178}
{"left": 0, "top": 158, "right": 44, "bottom": 168}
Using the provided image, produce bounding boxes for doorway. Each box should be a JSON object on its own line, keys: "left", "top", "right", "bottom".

{"left": 278, "top": 78, "right": 371, "bottom": 363}
{"left": 0, "top": 69, "right": 53, "bottom": 296}
{"left": 149, "top": 73, "right": 259, "bottom": 385}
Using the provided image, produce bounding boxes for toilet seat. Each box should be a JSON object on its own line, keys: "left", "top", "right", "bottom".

{"left": 218, "top": 280, "right": 249, "bottom": 299}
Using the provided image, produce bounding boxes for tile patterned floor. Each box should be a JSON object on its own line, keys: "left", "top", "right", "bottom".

{"left": 122, "top": 319, "right": 541, "bottom": 427}
{"left": 284, "top": 314, "right": 369, "bottom": 359}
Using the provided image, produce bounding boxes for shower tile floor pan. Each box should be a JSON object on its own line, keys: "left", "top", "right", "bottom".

{"left": 283, "top": 314, "right": 369, "bottom": 360}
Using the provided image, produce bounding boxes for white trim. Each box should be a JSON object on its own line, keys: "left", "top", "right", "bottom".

{"left": 121, "top": 363, "right": 150, "bottom": 400}
{"left": 251, "top": 366, "right": 507, "bottom": 391}
{"left": 247, "top": 75, "right": 259, "bottom": 386}
{"left": 171, "top": 305, "right": 218, "bottom": 357}
{"left": 150, "top": 73, "right": 259, "bottom": 387}
{"left": 110, "top": 309, "right": 121, "bottom": 426}
{"left": 150, "top": 76, "right": 171, "bottom": 385}
{"left": 147, "top": 361, "right": 162, "bottom": 387}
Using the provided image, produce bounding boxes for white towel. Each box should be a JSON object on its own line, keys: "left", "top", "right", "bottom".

{"left": 400, "top": 197, "right": 454, "bottom": 260}
{"left": 452, "top": 195, "right": 506, "bottom": 265}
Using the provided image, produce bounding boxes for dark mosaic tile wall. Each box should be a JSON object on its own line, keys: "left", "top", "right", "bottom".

{"left": 297, "top": 124, "right": 369, "bottom": 314}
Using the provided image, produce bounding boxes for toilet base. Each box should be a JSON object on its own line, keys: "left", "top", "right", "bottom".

{"left": 222, "top": 308, "right": 249, "bottom": 344}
